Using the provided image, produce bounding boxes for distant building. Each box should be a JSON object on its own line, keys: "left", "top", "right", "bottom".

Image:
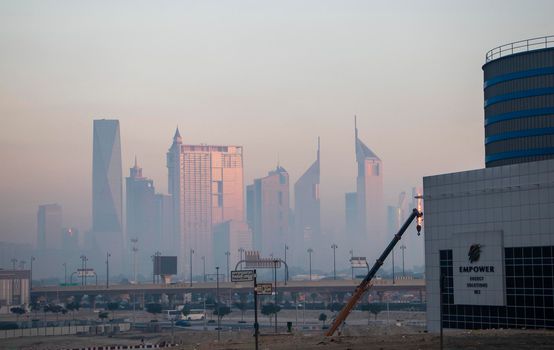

{"left": 345, "top": 192, "right": 358, "bottom": 248}
{"left": 247, "top": 165, "right": 290, "bottom": 256}
{"left": 355, "top": 117, "right": 385, "bottom": 257}
{"left": 91, "top": 119, "right": 123, "bottom": 273}
{"left": 167, "top": 128, "right": 245, "bottom": 272}
{"left": 155, "top": 193, "right": 174, "bottom": 255}
{"left": 37, "top": 204, "right": 62, "bottom": 250}
{"left": 213, "top": 220, "right": 252, "bottom": 275}
{"left": 0, "top": 270, "right": 30, "bottom": 308}
{"left": 294, "top": 138, "right": 321, "bottom": 264}
{"left": 126, "top": 157, "right": 157, "bottom": 250}
{"left": 61, "top": 227, "right": 79, "bottom": 252}
{"left": 92, "top": 119, "right": 123, "bottom": 234}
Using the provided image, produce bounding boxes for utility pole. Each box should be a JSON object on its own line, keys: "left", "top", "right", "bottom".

{"left": 11, "top": 258, "right": 17, "bottom": 270}
{"left": 331, "top": 244, "right": 338, "bottom": 280}
{"left": 349, "top": 249, "right": 354, "bottom": 280}
{"left": 238, "top": 248, "right": 245, "bottom": 269}
{"left": 63, "top": 263, "right": 67, "bottom": 285}
{"left": 131, "top": 238, "right": 139, "bottom": 283}
{"left": 106, "top": 252, "right": 111, "bottom": 288}
{"left": 189, "top": 249, "right": 194, "bottom": 287}
{"left": 400, "top": 245, "right": 407, "bottom": 277}
{"left": 202, "top": 256, "right": 206, "bottom": 282}
{"left": 273, "top": 259, "right": 278, "bottom": 333}
{"left": 79, "top": 255, "right": 86, "bottom": 286}
{"left": 284, "top": 244, "right": 289, "bottom": 281}
{"left": 225, "top": 251, "right": 230, "bottom": 282}
{"left": 307, "top": 248, "right": 313, "bottom": 280}
{"left": 30, "top": 256, "right": 35, "bottom": 290}
{"left": 216, "top": 266, "right": 220, "bottom": 341}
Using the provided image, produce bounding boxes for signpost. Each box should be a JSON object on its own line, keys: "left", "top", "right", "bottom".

{"left": 231, "top": 270, "right": 255, "bottom": 282}
{"left": 77, "top": 268, "right": 95, "bottom": 277}
{"left": 256, "top": 283, "right": 273, "bottom": 295}
{"left": 232, "top": 269, "right": 259, "bottom": 350}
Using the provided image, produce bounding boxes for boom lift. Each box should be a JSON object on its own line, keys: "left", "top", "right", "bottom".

{"left": 325, "top": 208, "right": 423, "bottom": 336}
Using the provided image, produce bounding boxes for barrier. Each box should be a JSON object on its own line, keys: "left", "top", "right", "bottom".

{"left": 0, "top": 323, "right": 130, "bottom": 339}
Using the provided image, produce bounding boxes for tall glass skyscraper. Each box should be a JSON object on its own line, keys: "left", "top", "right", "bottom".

{"left": 92, "top": 119, "right": 123, "bottom": 234}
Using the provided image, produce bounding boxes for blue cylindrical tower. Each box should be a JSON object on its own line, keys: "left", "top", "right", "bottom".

{"left": 483, "top": 36, "right": 554, "bottom": 167}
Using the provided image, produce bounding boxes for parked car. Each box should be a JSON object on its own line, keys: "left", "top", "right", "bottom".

{"left": 175, "top": 320, "right": 191, "bottom": 327}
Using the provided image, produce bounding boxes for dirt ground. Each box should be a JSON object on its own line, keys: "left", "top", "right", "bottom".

{"left": 3, "top": 324, "right": 554, "bottom": 350}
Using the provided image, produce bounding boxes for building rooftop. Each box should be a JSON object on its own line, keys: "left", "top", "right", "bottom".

{"left": 485, "top": 35, "right": 554, "bottom": 63}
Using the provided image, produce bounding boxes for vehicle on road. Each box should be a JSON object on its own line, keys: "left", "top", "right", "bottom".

{"left": 184, "top": 309, "right": 206, "bottom": 321}
{"left": 175, "top": 320, "right": 191, "bottom": 327}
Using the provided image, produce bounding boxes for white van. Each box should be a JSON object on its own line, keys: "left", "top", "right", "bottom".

{"left": 165, "top": 310, "right": 183, "bottom": 320}
{"left": 184, "top": 309, "right": 206, "bottom": 321}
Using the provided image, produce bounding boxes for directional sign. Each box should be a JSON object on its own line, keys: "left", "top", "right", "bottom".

{"left": 256, "top": 283, "right": 273, "bottom": 295}
{"left": 231, "top": 270, "right": 256, "bottom": 282}
{"left": 350, "top": 257, "right": 367, "bottom": 268}
{"left": 77, "top": 268, "right": 95, "bottom": 277}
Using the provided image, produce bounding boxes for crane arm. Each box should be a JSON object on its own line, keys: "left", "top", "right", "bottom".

{"left": 325, "top": 208, "right": 423, "bottom": 337}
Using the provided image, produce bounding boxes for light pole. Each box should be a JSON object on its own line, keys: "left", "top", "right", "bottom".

{"left": 349, "top": 249, "right": 354, "bottom": 279}
{"left": 11, "top": 258, "right": 17, "bottom": 270}
{"left": 79, "top": 255, "right": 87, "bottom": 286}
{"left": 216, "top": 266, "right": 220, "bottom": 341}
{"left": 273, "top": 259, "right": 278, "bottom": 333}
{"left": 189, "top": 249, "right": 194, "bottom": 287}
{"left": 284, "top": 244, "right": 289, "bottom": 281}
{"left": 238, "top": 248, "right": 245, "bottom": 269}
{"left": 151, "top": 251, "right": 161, "bottom": 284}
{"left": 201, "top": 256, "right": 206, "bottom": 282}
{"left": 62, "top": 263, "right": 67, "bottom": 285}
{"left": 106, "top": 252, "right": 111, "bottom": 289}
{"left": 400, "top": 245, "right": 407, "bottom": 277}
{"left": 225, "top": 251, "right": 230, "bottom": 282}
{"left": 30, "top": 256, "right": 35, "bottom": 290}
{"left": 331, "top": 244, "right": 338, "bottom": 280}
{"left": 392, "top": 247, "right": 395, "bottom": 284}
{"left": 307, "top": 248, "right": 313, "bottom": 281}
{"left": 131, "top": 238, "right": 139, "bottom": 283}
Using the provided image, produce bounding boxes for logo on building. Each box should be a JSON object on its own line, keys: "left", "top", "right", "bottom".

{"left": 468, "top": 244, "right": 482, "bottom": 263}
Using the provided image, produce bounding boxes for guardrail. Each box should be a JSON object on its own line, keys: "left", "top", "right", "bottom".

{"left": 0, "top": 322, "right": 130, "bottom": 339}
{"left": 485, "top": 35, "right": 554, "bottom": 62}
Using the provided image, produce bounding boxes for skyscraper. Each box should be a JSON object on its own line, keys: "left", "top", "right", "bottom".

{"left": 344, "top": 192, "right": 358, "bottom": 247}
{"left": 92, "top": 119, "right": 123, "bottom": 234}
{"left": 294, "top": 138, "right": 321, "bottom": 263}
{"left": 247, "top": 165, "right": 290, "bottom": 256}
{"left": 167, "top": 128, "right": 245, "bottom": 272}
{"left": 355, "top": 117, "right": 385, "bottom": 256}
{"left": 37, "top": 204, "right": 62, "bottom": 250}
{"left": 126, "top": 157, "right": 157, "bottom": 252}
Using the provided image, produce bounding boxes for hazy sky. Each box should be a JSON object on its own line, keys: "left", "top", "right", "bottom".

{"left": 1, "top": 1, "right": 553, "bottom": 245}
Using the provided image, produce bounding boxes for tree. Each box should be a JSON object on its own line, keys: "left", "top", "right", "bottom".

{"left": 261, "top": 303, "right": 281, "bottom": 325}
{"left": 44, "top": 304, "right": 65, "bottom": 322}
{"left": 66, "top": 301, "right": 80, "bottom": 324}
{"left": 310, "top": 292, "right": 318, "bottom": 304}
{"left": 98, "top": 311, "right": 109, "bottom": 325}
{"left": 327, "top": 302, "right": 344, "bottom": 313}
{"left": 234, "top": 294, "right": 248, "bottom": 322}
{"left": 360, "top": 303, "right": 384, "bottom": 324}
{"left": 145, "top": 303, "right": 162, "bottom": 320}
{"left": 107, "top": 302, "right": 120, "bottom": 321}
{"left": 318, "top": 313, "right": 327, "bottom": 326}
{"left": 213, "top": 305, "right": 231, "bottom": 321}
{"left": 10, "top": 306, "right": 26, "bottom": 324}
{"left": 181, "top": 303, "right": 192, "bottom": 317}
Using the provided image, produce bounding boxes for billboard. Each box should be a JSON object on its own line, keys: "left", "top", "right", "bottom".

{"left": 154, "top": 256, "right": 177, "bottom": 275}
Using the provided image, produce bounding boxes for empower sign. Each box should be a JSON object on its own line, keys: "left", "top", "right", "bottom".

{"left": 452, "top": 231, "right": 505, "bottom": 306}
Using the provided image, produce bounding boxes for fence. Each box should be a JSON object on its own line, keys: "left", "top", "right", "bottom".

{"left": 0, "top": 322, "right": 131, "bottom": 339}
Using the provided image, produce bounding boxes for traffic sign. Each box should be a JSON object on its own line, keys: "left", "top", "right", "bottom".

{"left": 256, "top": 283, "right": 273, "bottom": 295}
{"left": 231, "top": 270, "right": 256, "bottom": 282}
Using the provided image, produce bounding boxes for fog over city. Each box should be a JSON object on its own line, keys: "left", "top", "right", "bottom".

{"left": 1, "top": 0, "right": 552, "bottom": 279}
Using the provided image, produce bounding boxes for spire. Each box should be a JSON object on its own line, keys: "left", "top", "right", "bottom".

{"left": 133, "top": 155, "right": 138, "bottom": 168}
{"left": 317, "top": 136, "right": 320, "bottom": 162}
{"left": 173, "top": 126, "right": 182, "bottom": 143}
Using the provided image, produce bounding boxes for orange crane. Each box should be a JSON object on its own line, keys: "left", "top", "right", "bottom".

{"left": 325, "top": 208, "right": 423, "bottom": 336}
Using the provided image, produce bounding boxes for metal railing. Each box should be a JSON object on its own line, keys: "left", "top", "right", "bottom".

{"left": 486, "top": 35, "right": 554, "bottom": 62}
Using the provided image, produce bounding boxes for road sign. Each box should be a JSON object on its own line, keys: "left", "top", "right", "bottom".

{"left": 77, "top": 268, "right": 95, "bottom": 277}
{"left": 350, "top": 257, "right": 367, "bottom": 268}
{"left": 231, "top": 270, "right": 256, "bottom": 282}
{"left": 256, "top": 283, "right": 273, "bottom": 295}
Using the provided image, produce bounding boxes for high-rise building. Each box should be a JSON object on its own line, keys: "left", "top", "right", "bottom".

{"left": 355, "top": 117, "right": 385, "bottom": 256}
{"left": 345, "top": 192, "right": 358, "bottom": 246}
{"left": 213, "top": 220, "right": 252, "bottom": 275}
{"left": 294, "top": 138, "right": 321, "bottom": 263}
{"left": 167, "top": 128, "right": 245, "bottom": 272}
{"left": 247, "top": 166, "right": 290, "bottom": 256}
{"left": 126, "top": 157, "right": 157, "bottom": 252}
{"left": 37, "top": 204, "right": 62, "bottom": 250}
{"left": 92, "top": 119, "right": 123, "bottom": 234}
{"left": 155, "top": 193, "right": 174, "bottom": 255}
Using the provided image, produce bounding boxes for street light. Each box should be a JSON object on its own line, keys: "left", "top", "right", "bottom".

{"left": 284, "top": 244, "right": 289, "bottom": 281}
{"left": 225, "top": 251, "right": 230, "bottom": 282}
{"left": 216, "top": 266, "right": 220, "bottom": 341}
{"left": 400, "top": 245, "right": 407, "bottom": 277}
{"left": 349, "top": 249, "right": 354, "bottom": 280}
{"left": 30, "top": 256, "right": 35, "bottom": 290}
{"left": 331, "top": 244, "right": 338, "bottom": 280}
{"left": 80, "top": 255, "right": 87, "bottom": 286}
{"left": 11, "top": 258, "right": 17, "bottom": 270}
{"left": 106, "top": 252, "right": 111, "bottom": 289}
{"left": 62, "top": 263, "right": 67, "bottom": 285}
{"left": 238, "top": 248, "right": 245, "bottom": 269}
{"left": 201, "top": 256, "right": 206, "bottom": 282}
{"left": 189, "top": 249, "right": 195, "bottom": 287}
{"left": 307, "top": 248, "right": 313, "bottom": 281}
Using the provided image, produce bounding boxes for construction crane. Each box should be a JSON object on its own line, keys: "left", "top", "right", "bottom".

{"left": 325, "top": 208, "right": 423, "bottom": 337}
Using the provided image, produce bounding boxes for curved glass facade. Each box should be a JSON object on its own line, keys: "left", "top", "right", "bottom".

{"left": 483, "top": 47, "right": 554, "bottom": 167}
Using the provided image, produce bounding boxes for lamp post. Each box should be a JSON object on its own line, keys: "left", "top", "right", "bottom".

{"left": 216, "top": 266, "right": 220, "bottom": 341}
{"left": 30, "top": 256, "right": 35, "bottom": 290}
{"left": 62, "top": 263, "right": 67, "bottom": 285}
{"left": 307, "top": 248, "right": 313, "bottom": 281}
{"left": 284, "top": 244, "right": 289, "bottom": 281}
{"left": 131, "top": 238, "right": 139, "bottom": 283}
{"left": 11, "top": 258, "right": 17, "bottom": 270}
{"left": 225, "top": 251, "right": 230, "bottom": 282}
{"left": 189, "top": 249, "right": 194, "bottom": 287}
{"left": 238, "top": 248, "right": 245, "bottom": 269}
{"left": 105, "top": 252, "right": 111, "bottom": 289}
{"left": 349, "top": 249, "right": 354, "bottom": 279}
{"left": 79, "top": 255, "right": 87, "bottom": 286}
{"left": 331, "top": 244, "right": 338, "bottom": 280}
{"left": 201, "top": 256, "right": 206, "bottom": 282}
{"left": 400, "top": 245, "right": 407, "bottom": 277}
